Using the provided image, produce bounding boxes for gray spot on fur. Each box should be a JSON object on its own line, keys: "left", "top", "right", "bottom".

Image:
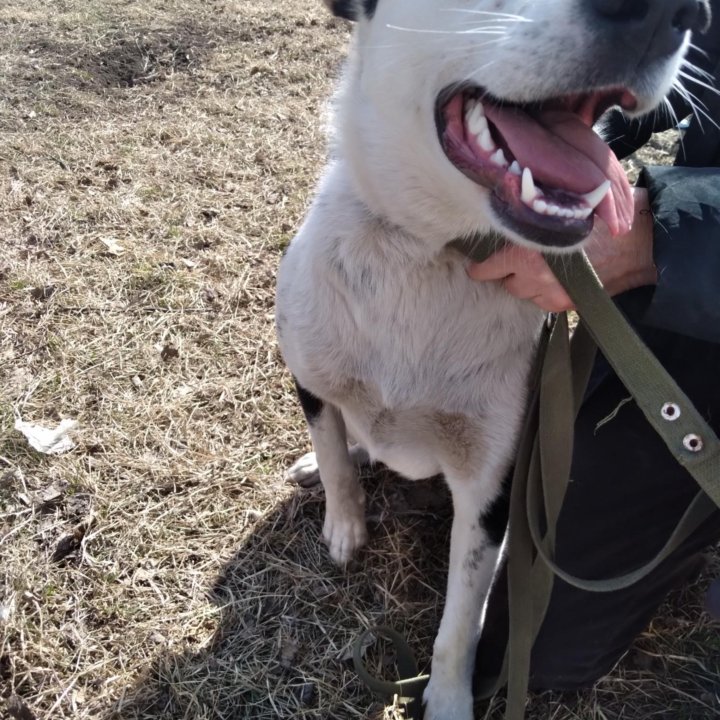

{"left": 432, "top": 411, "right": 473, "bottom": 466}
{"left": 371, "top": 407, "right": 396, "bottom": 439}
{"left": 463, "top": 541, "right": 488, "bottom": 577}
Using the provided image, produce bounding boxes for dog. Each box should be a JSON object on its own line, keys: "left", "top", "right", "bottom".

{"left": 275, "top": 1, "right": 707, "bottom": 717}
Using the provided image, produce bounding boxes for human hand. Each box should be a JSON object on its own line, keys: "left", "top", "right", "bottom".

{"left": 467, "top": 188, "right": 657, "bottom": 312}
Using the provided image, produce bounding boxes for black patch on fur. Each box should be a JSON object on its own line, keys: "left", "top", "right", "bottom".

{"left": 326, "top": 0, "right": 378, "bottom": 20}
{"left": 327, "top": 0, "right": 358, "bottom": 20}
{"left": 362, "top": 0, "right": 378, "bottom": 18}
{"left": 480, "top": 473, "right": 511, "bottom": 547}
{"left": 294, "top": 377, "right": 324, "bottom": 424}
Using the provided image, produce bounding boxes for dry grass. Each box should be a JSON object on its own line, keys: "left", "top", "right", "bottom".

{"left": 0, "top": 2, "right": 718, "bottom": 719}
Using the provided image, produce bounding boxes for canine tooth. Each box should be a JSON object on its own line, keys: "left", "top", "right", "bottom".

{"left": 490, "top": 148, "right": 508, "bottom": 167}
{"left": 467, "top": 103, "right": 488, "bottom": 135}
{"left": 509, "top": 160, "right": 522, "bottom": 175}
{"left": 582, "top": 179, "right": 611, "bottom": 209}
{"left": 521, "top": 167, "right": 538, "bottom": 204}
{"left": 574, "top": 207, "right": 593, "bottom": 219}
{"left": 532, "top": 199, "right": 548, "bottom": 214}
{"left": 479, "top": 128, "right": 495, "bottom": 152}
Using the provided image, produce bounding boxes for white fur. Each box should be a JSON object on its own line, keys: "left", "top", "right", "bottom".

{"left": 276, "top": 2, "right": 689, "bottom": 717}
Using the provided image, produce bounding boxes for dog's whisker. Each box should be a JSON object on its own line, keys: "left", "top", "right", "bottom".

{"left": 464, "top": 59, "right": 500, "bottom": 83}
{"left": 660, "top": 97, "right": 687, "bottom": 157}
{"left": 651, "top": 99, "right": 682, "bottom": 154}
{"left": 672, "top": 81, "right": 720, "bottom": 132}
{"left": 385, "top": 24, "right": 507, "bottom": 36}
{"left": 672, "top": 78, "right": 709, "bottom": 110}
{"left": 661, "top": 96, "right": 680, "bottom": 128}
{"left": 674, "top": 80, "right": 708, "bottom": 111}
{"left": 446, "top": 38, "right": 507, "bottom": 55}
{"left": 688, "top": 42, "right": 711, "bottom": 60}
{"left": 442, "top": 8, "right": 532, "bottom": 23}
{"left": 681, "top": 58, "right": 715, "bottom": 82}
{"left": 676, "top": 70, "right": 720, "bottom": 99}
{"left": 453, "top": 18, "right": 522, "bottom": 26}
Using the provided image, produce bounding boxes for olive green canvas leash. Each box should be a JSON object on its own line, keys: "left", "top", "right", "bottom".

{"left": 353, "top": 242, "right": 720, "bottom": 720}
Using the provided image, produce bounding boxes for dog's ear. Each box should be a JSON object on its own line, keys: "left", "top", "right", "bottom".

{"left": 322, "top": 0, "right": 378, "bottom": 21}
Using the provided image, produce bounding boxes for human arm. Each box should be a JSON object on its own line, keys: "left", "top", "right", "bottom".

{"left": 468, "top": 166, "right": 720, "bottom": 344}
{"left": 467, "top": 187, "right": 655, "bottom": 313}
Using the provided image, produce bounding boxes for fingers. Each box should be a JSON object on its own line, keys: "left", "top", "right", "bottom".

{"left": 467, "top": 245, "right": 574, "bottom": 312}
{"left": 502, "top": 275, "right": 574, "bottom": 312}
{"left": 466, "top": 244, "right": 545, "bottom": 282}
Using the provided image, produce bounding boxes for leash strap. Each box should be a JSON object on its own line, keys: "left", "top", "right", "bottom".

{"left": 500, "top": 250, "right": 720, "bottom": 720}
{"left": 353, "top": 244, "right": 720, "bottom": 720}
{"left": 352, "top": 626, "right": 429, "bottom": 720}
{"left": 545, "top": 250, "right": 720, "bottom": 502}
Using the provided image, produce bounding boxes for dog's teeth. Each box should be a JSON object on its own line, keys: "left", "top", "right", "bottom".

{"left": 479, "top": 128, "right": 495, "bottom": 152}
{"left": 521, "top": 167, "right": 538, "bottom": 204}
{"left": 490, "top": 148, "right": 508, "bottom": 167}
{"left": 466, "top": 103, "right": 488, "bottom": 136}
{"left": 509, "top": 160, "right": 522, "bottom": 175}
{"left": 560, "top": 208, "right": 574, "bottom": 218}
{"left": 582, "top": 179, "right": 611, "bottom": 209}
{"left": 574, "top": 206, "right": 593, "bottom": 219}
{"left": 545, "top": 203, "right": 560, "bottom": 216}
{"left": 532, "top": 198, "right": 548, "bottom": 214}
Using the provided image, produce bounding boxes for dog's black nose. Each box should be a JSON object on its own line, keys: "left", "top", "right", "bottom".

{"left": 588, "top": 0, "right": 708, "bottom": 58}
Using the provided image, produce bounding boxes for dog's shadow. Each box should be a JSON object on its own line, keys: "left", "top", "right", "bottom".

{"left": 107, "top": 470, "right": 453, "bottom": 720}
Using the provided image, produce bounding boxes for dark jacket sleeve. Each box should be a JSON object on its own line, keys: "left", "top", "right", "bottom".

{"left": 623, "top": 165, "right": 720, "bottom": 344}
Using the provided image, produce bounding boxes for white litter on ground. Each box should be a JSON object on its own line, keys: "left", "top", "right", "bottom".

{"left": 14, "top": 418, "right": 77, "bottom": 455}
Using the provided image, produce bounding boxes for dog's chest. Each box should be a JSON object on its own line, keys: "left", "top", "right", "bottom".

{"left": 313, "top": 259, "right": 540, "bottom": 478}
{"left": 277, "top": 203, "right": 543, "bottom": 479}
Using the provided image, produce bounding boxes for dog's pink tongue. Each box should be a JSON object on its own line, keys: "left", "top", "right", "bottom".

{"left": 483, "top": 105, "right": 633, "bottom": 235}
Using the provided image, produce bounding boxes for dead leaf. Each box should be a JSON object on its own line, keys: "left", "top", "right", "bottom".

{"left": 51, "top": 517, "right": 94, "bottom": 564}
{"left": 98, "top": 237, "right": 124, "bottom": 255}
{"left": 5, "top": 695, "right": 37, "bottom": 720}
{"left": 160, "top": 344, "right": 179, "bottom": 361}
{"left": 298, "top": 682, "right": 316, "bottom": 706}
{"left": 280, "top": 637, "right": 300, "bottom": 669}
{"left": 29, "top": 285, "right": 55, "bottom": 300}
{"left": 35, "top": 484, "right": 65, "bottom": 512}
{"left": 0, "top": 597, "right": 15, "bottom": 623}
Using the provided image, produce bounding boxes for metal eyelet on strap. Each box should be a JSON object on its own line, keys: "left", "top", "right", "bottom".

{"left": 661, "top": 402, "right": 681, "bottom": 421}
{"left": 683, "top": 433, "right": 704, "bottom": 453}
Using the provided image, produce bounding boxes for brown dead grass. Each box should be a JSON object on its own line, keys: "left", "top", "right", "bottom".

{"left": 0, "top": 2, "right": 718, "bottom": 719}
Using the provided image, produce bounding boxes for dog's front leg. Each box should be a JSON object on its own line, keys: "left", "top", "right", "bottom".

{"left": 423, "top": 473, "right": 505, "bottom": 720}
{"left": 293, "top": 383, "right": 368, "bottom": 564}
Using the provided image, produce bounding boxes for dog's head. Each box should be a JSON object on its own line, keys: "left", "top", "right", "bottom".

{"left": 326, "top": 0, "right": 710, "bottom": 251}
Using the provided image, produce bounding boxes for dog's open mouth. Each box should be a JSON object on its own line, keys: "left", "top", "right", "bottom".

{"left": 437, "top": 86, "right": 638, "bottom": 247}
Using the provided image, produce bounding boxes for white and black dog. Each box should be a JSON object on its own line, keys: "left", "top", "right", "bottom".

{"left": 275, "top": 1, "right": 707, "bottom": 717}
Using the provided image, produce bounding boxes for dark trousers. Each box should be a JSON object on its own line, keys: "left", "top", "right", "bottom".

{"left": 475, "top": 326, "right": 720, "bottom": 691}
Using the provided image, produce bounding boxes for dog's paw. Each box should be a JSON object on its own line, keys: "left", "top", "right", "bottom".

{"left": 422, "top": 679, "right": 473, "bottom": 720}
{"left": 286, "top": 452, "right": 321, "bottom": 488}
{"left": 323, "top": 502, "right": 367, "bottom": 564}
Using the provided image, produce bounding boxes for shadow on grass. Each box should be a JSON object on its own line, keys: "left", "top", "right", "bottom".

{"left": 12, "top": 20, "right": 237, "bottom": 95}
{"left": 100, "top": 467, "right": 720, "bottom": 720}
{"left": 106, "top": 471, "right": 452, "bottom": 720}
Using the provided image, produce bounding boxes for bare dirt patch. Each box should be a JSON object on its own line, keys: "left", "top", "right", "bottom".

{"left": 1, "top": 2, "right": 718, "bottom": 720}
